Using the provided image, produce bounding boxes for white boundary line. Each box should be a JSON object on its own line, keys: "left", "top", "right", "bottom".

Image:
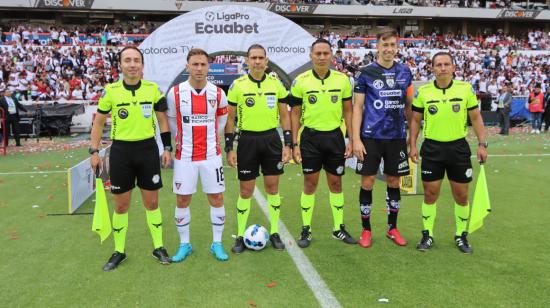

{"left": 253, "top": 187, "right": 342, "bottom": 308}
{"left": 0, "top": 170, "right": 67, "bottom": 175}
{"left": 476, "top": 153, "right": 550, "bottom": 157}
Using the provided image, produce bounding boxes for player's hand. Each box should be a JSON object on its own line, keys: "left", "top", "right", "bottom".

{"left": 292, "top": 147, "right": 302, "bottom": 164}
{"left": 227, "top": 150, "right": 237, "bottom": 168}
{"left": 409, "top": 145, "right": 419, "bottom": 164}
{"left": 352, "top": 140, "right": 366, "bottom": 161}
{"left": 282, "top": 146, "right": 291, "bottom": 164}
{"left": 90, "top": 153, "right": 102, "bottom": 175}
{"left": 344, "top": 139, "right": 353, "bottom": 159}
{"left": 477, "top": 147, "right": 487, "bottom": 164}
{"left": 161, "top": 151, "right": 171, "bottom": 168}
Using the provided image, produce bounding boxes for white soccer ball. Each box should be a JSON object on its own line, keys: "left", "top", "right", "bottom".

{"left": 243, "top": 224, "right": 269, "bottom": 251}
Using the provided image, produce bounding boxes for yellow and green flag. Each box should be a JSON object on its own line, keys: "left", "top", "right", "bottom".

{"left": 469, "top": 165, "right": 491, "bottom": 233}
{"left": 92, "top": 176, "right": 111, "bottom": 243}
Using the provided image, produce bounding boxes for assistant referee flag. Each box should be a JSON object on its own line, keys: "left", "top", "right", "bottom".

{"left": 469, "top": 165, "right": 491, "bottom": 233}
{"left": 92, "top": 173, "right": 111, "bottom": 243}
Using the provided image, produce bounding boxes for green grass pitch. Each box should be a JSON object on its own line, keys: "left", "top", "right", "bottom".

{"left": 1, "top": 131, "right": 549, "bottom": 307}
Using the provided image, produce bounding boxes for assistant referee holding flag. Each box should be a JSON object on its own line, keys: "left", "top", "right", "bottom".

{"left": 90, "top": 46, "right": 173, "bottom": 271}
{"left": 409, "top": 52, "right": 488, "bottom": 254}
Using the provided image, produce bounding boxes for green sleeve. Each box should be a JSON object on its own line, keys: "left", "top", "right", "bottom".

{"left": 342, "top": 76, "right": 352, "bottom": 100}
{"left": 412, "top": 89, "right": 424, "bottom": 109}
{"left": 290, "top": 79, "right": 302, "bottom": 99}
{"left": 277, "top": 80, "right": 289, "bottom": 100}
{"left": 97, "top": 88, "right": 113, "bottom": 114}
{"left": 466, "top": 85, "right": 478, "bottom": 109}
{"left": 227, "top": 82, "right": 239, "bottom": 106}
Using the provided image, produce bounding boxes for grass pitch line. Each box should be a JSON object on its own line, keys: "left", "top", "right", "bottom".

{"left": 253, "top": 187, "right": 342, "bottom": 308}
{"left": 0, "top": 170, "right": 67, "bottom": 175}
{"left": 483, "top": 153, "right": 550, "bottom": 157}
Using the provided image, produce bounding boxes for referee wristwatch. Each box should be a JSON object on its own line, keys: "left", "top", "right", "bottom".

{"left": 88, "top": 147, "right": 99, "bottom": 155}
{"left": 164, "top": 146, "right": 173, "bottom": 152}
{"left": 478, "top": 141, "right": 488, "bottom": 148}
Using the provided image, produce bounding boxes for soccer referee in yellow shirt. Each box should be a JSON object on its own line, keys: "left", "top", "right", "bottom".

{"left": 90, "top": 46, "right": 173, "bottom": 271}
{"left": 290, "top": 39, "right": 357, "bottom": 248}
{"left": 409, "top": 52, "right": 488, "bottom": 254}
{"left": 225, "top": 44, "right": 291, "bottom": 253}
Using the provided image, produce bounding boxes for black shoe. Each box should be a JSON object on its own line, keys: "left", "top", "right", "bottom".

{"left": 416, "top": 230, "right": 434, "bottom": 251}
{"left": 455, "top": 232, "right": 473, "bottom": 254}
{"left": 231, "top": 236, "right": 245, "bottom": 254}
{"left": 103, "top": 251, "right": 127, "bottom": 271}
{"left": 152, "top": 247, "right": 171, "bottom": 264}
{"left": 297, "top": 226, "right": 312, "bottom": 248}
{"left": 270, "top": 233, "right": 285, "bottom": 250}
{"left": 332, "top": 224, "right": 358, "bottom": 244}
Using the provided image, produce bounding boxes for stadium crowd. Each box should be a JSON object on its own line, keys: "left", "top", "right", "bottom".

{"left": 0, "top": 23, "right": 548, "bottom": 101}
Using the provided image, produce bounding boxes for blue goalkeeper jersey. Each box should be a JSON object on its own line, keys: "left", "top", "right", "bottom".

{"left": 354, "top": 61, "right": 413, "bottom": 139}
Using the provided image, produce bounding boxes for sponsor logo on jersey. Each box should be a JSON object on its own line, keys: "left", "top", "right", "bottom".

{"left": 245, "top": 97, "right": 255, "bottom": 107}
{"left": 428, "top": 105, "right": 438, "bottom": 115}
{"left": 356, "top": 162, "right": 363, "bottom": 171}
{"left": 373, "top": 99, "right": 384, "bottom": 109}
{"left": 400, "top": 151, "right": 406, "bottom": 159}
{"left": 175, "top": 182, "right": 181, "bottom": 190}
{"left": 277, "top": 162, "right": 284, "bottom": 170}
{"left": 152, "top": 174, "right": 160, "bottom": 184}
{"left": 118, "top": 108, "right": 128, "bottom": 119}
{"left": 336, "top": 166, "right": 344, "bottom": 175}
{"left": 239, "top": 169, "right": 252, "bottom": 174}
{"left": 452, "top": 103, "right": 461, "bottom": 112}
{"left": 398, "top": 160, "right": 409, "bottom": 169}
{"left": 373, "top": 79, "right": 384, "bottom": 89}
{"left": 331, "top": 95, "right": 338, "bottom": 103}
{"left": 308, "top": 95, "right": 317, "bottom": 104}
{"left": 379, "top": 90, "right": 402, "bottom": 97}
{"left": 465, "top": 168, "right": 473, "bottom": 178}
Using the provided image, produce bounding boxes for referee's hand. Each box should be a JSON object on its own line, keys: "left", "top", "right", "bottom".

{"left": 352, "top": 140, "right": 366, "bottom": 161}
{"left": 161, "top": 151, "right": 172, "bottom": 168}
{"left": 227, "top": 150, "right": 237, "bottom": 168}
{"left": 409, "top": 145, "right": 419, "bottom": 164}
{"left": 282, "top": 146, "right": 291, "bottom": 164}
{"left": 292, "top": 147, "right": 302, "bottom": 164}
{"left": 477, "top": 147, "right": 488, "bottom": 164}
{"left": 90, "top": 153, "right": 102, "bottom": 175}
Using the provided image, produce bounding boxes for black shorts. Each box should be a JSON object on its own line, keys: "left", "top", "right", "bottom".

{"left": 109, "top": 138, "right": 163, "bottom": 194}
{"left": 237, "top": 129, "right": 283, "bottom": 181}
{"left": 420, "top": 138, "right": 473, "bottom": 183}
{"left": 300, "top": 127, "right": 346, "bottom": 176}
{"left": 356, "top": 138, "right": 409, "bottom": 177}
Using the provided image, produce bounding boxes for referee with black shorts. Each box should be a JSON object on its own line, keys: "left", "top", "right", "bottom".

{"left": 225, "top": 44, "right": 292, "bottom": 253}
{"left": 90, "top": 46, "right": 173, "bottom": 271}
{"left": 290, "top": 39, "right": 357, "bottom": 248}
{"left": 409, "top": 52, "right": 488, "bottom": 254}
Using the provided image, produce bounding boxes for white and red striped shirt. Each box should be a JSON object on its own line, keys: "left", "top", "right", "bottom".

{"left": 166, "top": 81, "right": 228, "bottom": 161}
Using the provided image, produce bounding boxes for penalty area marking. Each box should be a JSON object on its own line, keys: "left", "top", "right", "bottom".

{"left": 253, "top": 187, "right": 342, "bottom": 308}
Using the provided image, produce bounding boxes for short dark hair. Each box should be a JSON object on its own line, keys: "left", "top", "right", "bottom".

{"left": 311, "top": 38, "right": 332, "bottom": 51}
{"left": 118, "top": 46, "right": 144, "bottom": 64}
{"left": 376, "top": 27, "right": 398, "bottom": 41}
{"left": 247, "top": 44, "right": 266, "bottom": 57}
{"left": 432, "top": 52, "right": 455, "bottom": 65}
{"left": 186, "top": 48, "right": 209, "bottom": 62}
